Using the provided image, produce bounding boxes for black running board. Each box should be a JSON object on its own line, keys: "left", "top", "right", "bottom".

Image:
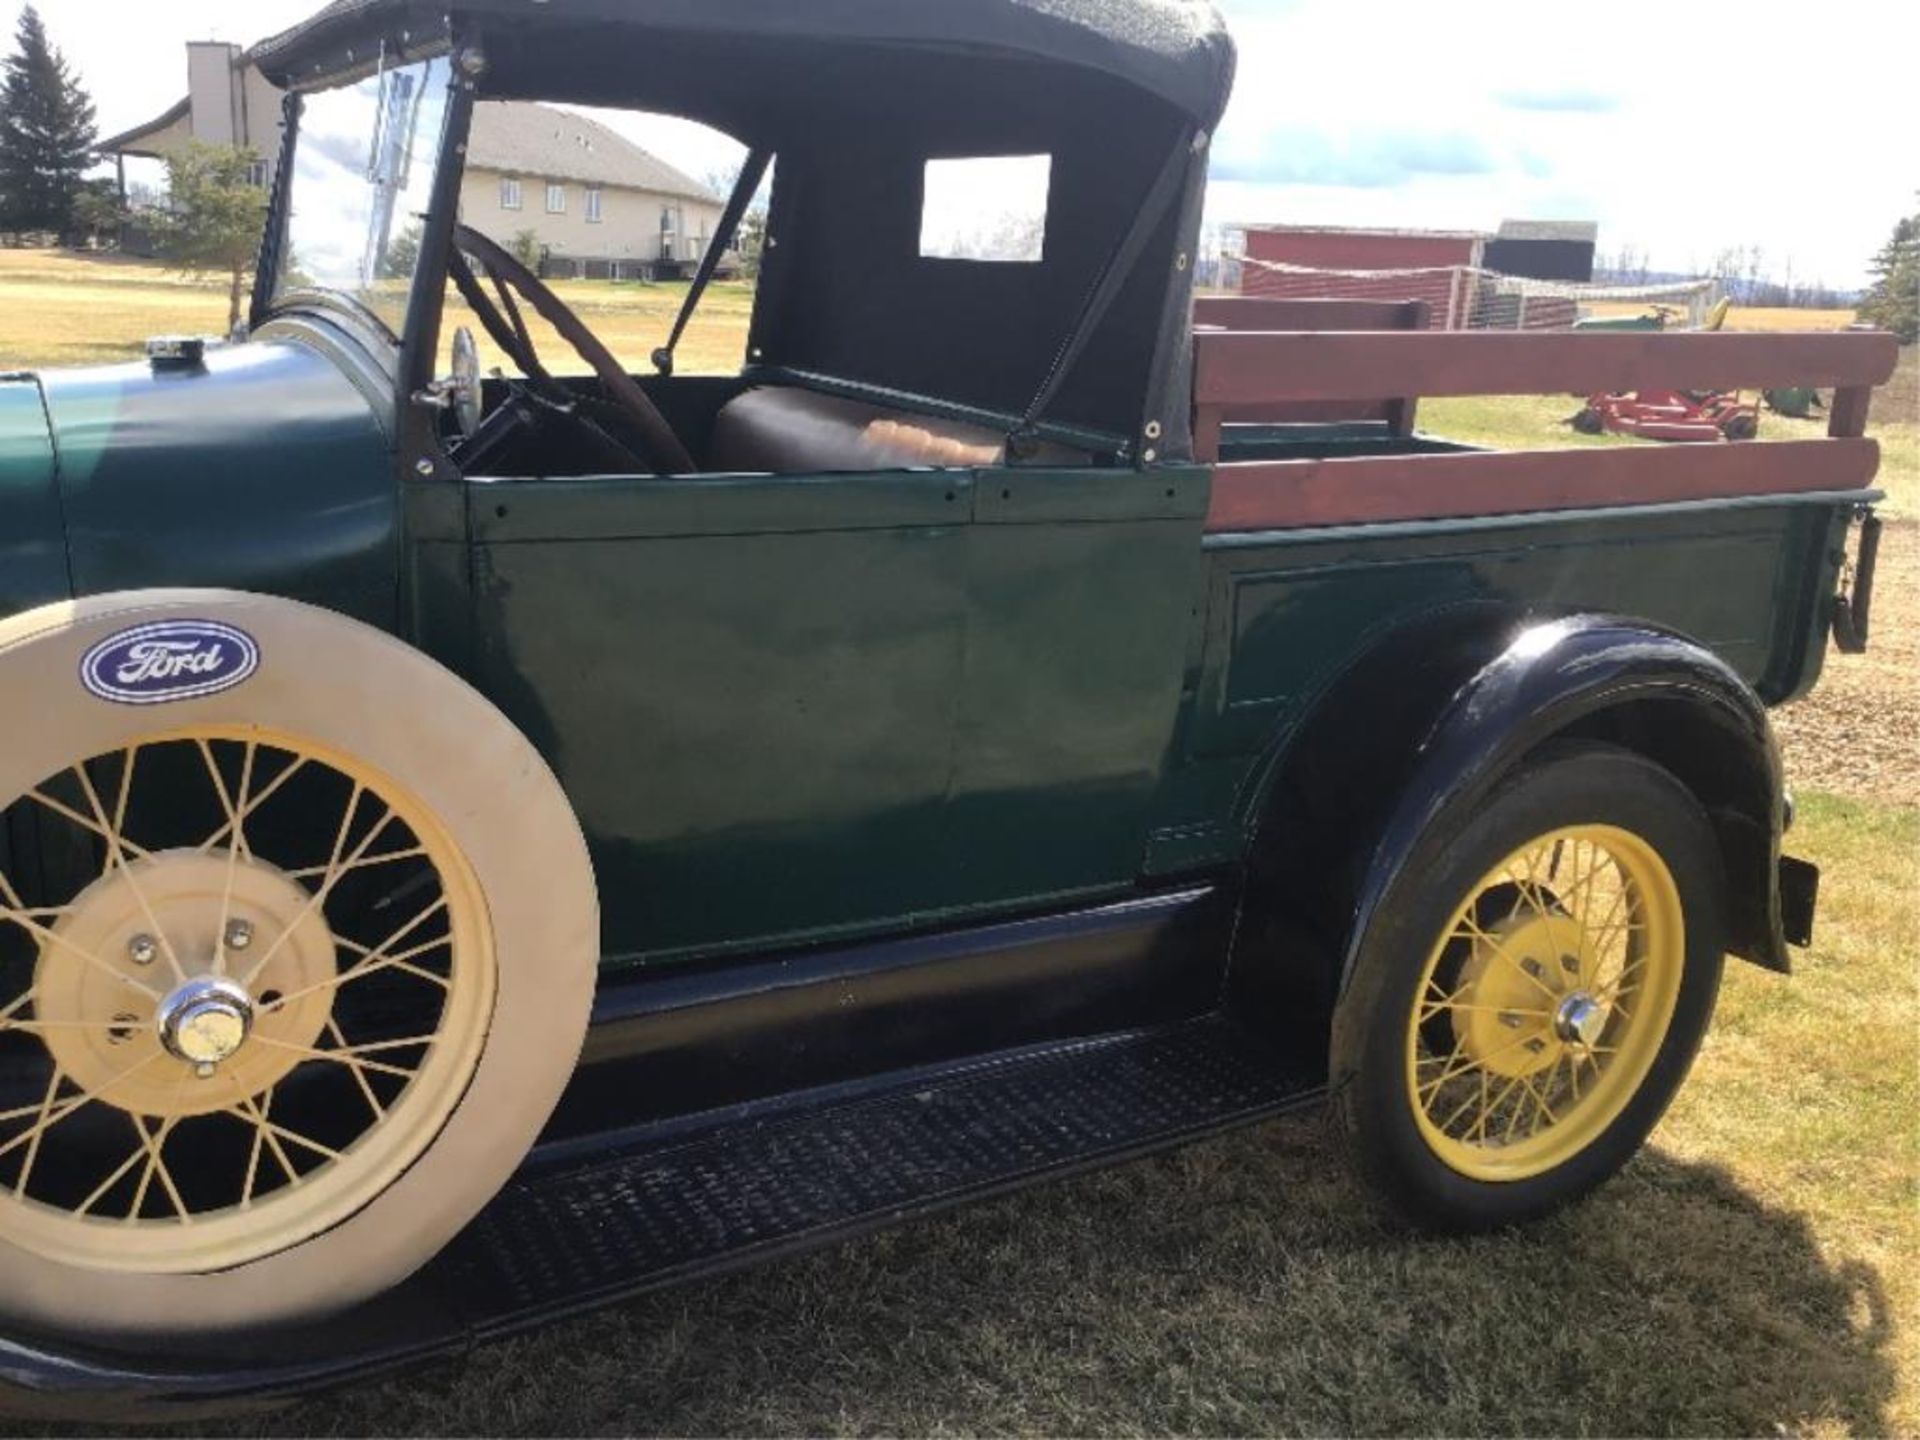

{"left": 0, "top": 1017, "right": 1322, "bottom": 1421}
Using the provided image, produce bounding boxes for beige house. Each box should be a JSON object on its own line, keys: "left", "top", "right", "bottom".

{"left": 461, "top": 102, "right": 728, "bottom": 281}
{"left": 99, "top": 42, "right": 285, "bottom": 189}
{"left": 105, "top": 53, "right": 728, "bottom": 281}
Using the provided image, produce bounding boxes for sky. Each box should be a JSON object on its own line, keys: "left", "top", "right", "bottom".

{"left": 12, "top": 0, "right": 1917, "bottom": 289}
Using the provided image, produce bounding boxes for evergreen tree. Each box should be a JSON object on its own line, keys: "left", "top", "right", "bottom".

{"left": 0, "top": 5, "right": 98, "bottom": 237}
{"left": 1857, "top": 201, "right": 1918, "bottom": 345}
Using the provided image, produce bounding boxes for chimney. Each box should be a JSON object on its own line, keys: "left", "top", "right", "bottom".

{"left": 186, "top": 42, "right": 244, "bottom": 147}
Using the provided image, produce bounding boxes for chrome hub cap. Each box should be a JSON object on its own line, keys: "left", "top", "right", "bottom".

{"left": 1554, "top": 992, "right": 1606, "bottom": 1047}
{"left": 156, "top": 976, "right": 255, "bottom": 1067}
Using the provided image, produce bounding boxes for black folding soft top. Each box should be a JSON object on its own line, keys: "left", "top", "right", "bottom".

{"left": 257, "top": 0, "right": 1234, "bottom": 449}
{"left": 252, "top": 0, "right": 1237, "bottom": 129}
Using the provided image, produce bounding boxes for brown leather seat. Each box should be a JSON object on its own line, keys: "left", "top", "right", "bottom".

{"left": 709, "top": 386, "right": 1084, "bottom": 474}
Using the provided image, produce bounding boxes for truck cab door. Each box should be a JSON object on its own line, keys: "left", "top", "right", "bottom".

{"left": 464, "top": 468, "right": 970, "bottom": 965}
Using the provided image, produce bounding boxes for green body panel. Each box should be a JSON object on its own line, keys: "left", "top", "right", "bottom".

{"left": 36, "top": 343, "right": 397, "bottom": 628}
{"left": 941, "top": 466, "right": 1206, "bottom": 912}
{"left": 465, "top": 465, "right": 1208, "bottom": 965}
{"left": 0, "top": 377, "right": 69, "bottom": 614}
{"left": 1143, "top": 497, "right": 1848, "bottom": 873}
{"left": 469, "top": 470, "right": 970, "bottom": 963}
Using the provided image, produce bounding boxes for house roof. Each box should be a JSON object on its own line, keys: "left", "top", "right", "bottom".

{"left": 467, "top": 102, "right": 717, "bottom": 203}
{"left": 249, "top": 0, "right": 1236, "bottom": 127}
{"left": 98, "top": 97, "right": 192, "bottom": 158}
{"left": 1496, "top": 219, "right": 1599, "bottom": 244}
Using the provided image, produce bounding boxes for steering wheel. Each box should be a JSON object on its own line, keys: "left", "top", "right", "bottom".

{"left": 449, "top": 224, "right": 695, "bottom": 475}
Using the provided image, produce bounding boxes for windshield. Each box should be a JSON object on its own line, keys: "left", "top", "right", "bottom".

{"left": 273, "top": 55, "right": 454, "bottom": 335}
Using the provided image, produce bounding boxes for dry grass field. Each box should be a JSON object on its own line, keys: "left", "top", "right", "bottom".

{"left": 0, "top": 253, "right": 1915, "bottom": 1436}
{"left": 0, "top": 248, "right": 757, "bottom": 375}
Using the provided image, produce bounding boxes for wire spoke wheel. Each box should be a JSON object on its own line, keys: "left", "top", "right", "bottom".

{"left": 0, "top": 726, "right": 494, "bottom": 1273}
{"left": 1403, "top": 824, "right": 1685, "bottom": 1182}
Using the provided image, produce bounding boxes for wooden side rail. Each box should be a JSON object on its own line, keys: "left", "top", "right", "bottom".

{"left": 1206, "top": 437, "right": 1882, "bottom": 534}
{"left": 1194, "top": 296, "right": 1432, "bottom": 333}
{"left": 1192, "top": 327, "right": 1901, "bottom": 460}
{"left": 1193, "top": 297, "right": 1430, "bottom": 435}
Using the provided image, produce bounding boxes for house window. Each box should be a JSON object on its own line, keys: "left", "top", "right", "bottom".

{"left": 244, "top": 160, "right": 269, "bottom": 188}
{"left": 586, "top": 187, "right": 603, "bottom": 224}
{"left": 501, "top": 177, "right": 522, "bottom": 211}
{"left": 546, "top": 183, "right": 567, "bottom": 214}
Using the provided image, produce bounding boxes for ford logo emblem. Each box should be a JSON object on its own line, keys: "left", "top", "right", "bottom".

{"left": 80, "top": 620, "right": 261, "bottom": 706}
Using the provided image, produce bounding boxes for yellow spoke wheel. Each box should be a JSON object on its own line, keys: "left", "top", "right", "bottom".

{"left": 1404, "top": 825, "right": 1685, "bottom": 1182}
{"left": 1332, "top": 744, "right": 1724, "bottom": 1232}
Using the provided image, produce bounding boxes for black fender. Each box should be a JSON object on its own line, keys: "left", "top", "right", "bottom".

{"left": 1231, "top": 608, "right": 1793, "bottom": 1056}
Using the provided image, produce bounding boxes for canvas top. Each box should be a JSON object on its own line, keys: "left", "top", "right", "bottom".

{"left": 251, "top": 0, "right": 1238, "bottom": 128}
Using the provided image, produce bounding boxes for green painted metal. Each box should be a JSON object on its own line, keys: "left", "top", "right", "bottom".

{"left": 469, "top": 469, "right": 972, "bottom": 964}
{"left": 37, "top": 343, "right": 397, "bottom": 628}
{"left": 942, "top": 466, "right": 1207, "bottom": 913}
{"left": 467, "top": 464, "right": 1212, "bottom": 964}
{"left": 0, "top": 376, "right": 69, "bottom": 615}
{"left": 1141, "top": 495, "right": 1853, "bottom": 875}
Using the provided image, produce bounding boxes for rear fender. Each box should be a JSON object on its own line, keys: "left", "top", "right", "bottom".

{"left": 1234, "top": 611, "right": 1792, "bottom": 1043}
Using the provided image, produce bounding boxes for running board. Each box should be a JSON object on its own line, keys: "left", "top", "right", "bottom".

{"left": 0, "top": 1018, "right": 1321, "bottom": 1421}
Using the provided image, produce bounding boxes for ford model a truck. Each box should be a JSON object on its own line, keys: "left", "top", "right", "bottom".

{"left": 0, "top": 0, "right": 1895, "bottom": 1417}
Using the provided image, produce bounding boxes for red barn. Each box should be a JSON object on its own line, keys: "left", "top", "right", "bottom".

{"left": 1239, "top": 224, "right": 1488, "bottom": 329}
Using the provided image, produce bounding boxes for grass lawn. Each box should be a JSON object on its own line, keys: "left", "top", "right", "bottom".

{"left": 0, "top": 252, "right": 1914, "bottom": 1435}
{"left": 0, "top": 248, "right": 756, "bottom": 376}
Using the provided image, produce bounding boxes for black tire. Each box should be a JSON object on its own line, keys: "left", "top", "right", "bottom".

{"left": 1570, "top": 407, "right": 1607, "bottom": 435}
{"left": 1330, "top": 743, "right": 1725, "bottom": 1232}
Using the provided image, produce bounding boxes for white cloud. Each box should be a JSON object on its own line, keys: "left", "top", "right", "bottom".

{"left": 1210, "top": 0, "right": 1920, "bottom": 287}
{"left": 12, "top": 0, "right": 1915, "bottom": 287}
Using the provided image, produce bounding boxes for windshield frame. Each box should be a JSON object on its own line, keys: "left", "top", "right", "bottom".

{"left": 251, "top": 44, "right": 468, "bottom": 355}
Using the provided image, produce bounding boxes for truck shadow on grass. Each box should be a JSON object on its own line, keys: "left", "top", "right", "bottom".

{"left": 50, "top": 1114, "right": 1900, "bottom": 1437}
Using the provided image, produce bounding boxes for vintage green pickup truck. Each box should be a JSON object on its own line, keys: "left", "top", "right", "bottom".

{"left": 0, "top": 0, "right": 1896, "bottom": 1417}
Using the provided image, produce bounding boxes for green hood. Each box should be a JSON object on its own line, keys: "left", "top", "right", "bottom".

{"left": 0, "top": 373, "right": 70, "bottom": 618}
{"left": 14, "top": 339, "right": 401, "bottom": 634}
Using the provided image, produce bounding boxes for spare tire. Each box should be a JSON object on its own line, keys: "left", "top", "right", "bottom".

{"left": 0, "top": 591, "right": 597, "bottom": 1341}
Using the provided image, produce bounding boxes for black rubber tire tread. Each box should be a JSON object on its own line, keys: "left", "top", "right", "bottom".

{"left": 1330, "top": 742, "right": 1726, "bottom": 1233}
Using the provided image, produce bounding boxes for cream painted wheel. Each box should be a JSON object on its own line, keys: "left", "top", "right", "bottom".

{"left": 4, "top": 726, "right": 493, "bottom": 1272}
{"left": 0, "top": 592, "right": 597, "bottom": 1340}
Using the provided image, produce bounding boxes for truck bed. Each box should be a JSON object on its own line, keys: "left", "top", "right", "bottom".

{"left": 1137, "top": 309, "right": 1897, "bottom": 877}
